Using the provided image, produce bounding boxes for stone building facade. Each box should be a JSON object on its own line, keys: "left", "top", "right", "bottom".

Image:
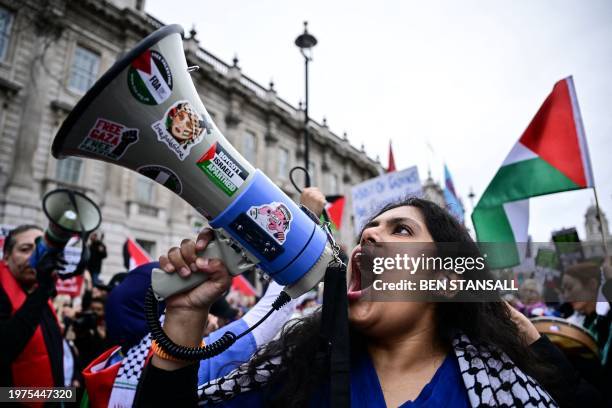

{"left": 0, "top": 0, "right": 381, "bottom": 280}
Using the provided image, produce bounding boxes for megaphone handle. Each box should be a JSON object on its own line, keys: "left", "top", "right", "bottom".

{"left": 151, "top": 239, "right": 224, "bottom": 301}
{"left": 150, "top": 235, "right": 259, "bottom": 300}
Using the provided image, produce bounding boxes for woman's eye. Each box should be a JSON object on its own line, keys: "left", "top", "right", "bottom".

{"left": 394, "top": 225, "right": 412, "bottom": 235}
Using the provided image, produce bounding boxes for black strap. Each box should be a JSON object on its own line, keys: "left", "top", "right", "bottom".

{"left": 319, "top": 261, "right": 350, "bottom": 407}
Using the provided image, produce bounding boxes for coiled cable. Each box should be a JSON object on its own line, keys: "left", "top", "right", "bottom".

{"left": 145, "top": 286, "right": 291, "bottom": 361}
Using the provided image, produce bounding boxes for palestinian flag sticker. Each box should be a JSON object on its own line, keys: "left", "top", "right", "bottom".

{"left": 196, "top": 142, "right": 249, "bottom": 196}
{"left": 137, "top": 165, "right": 183, "bottom": 194}
{"left": 128, "top": 49, "right": 173, "bottom": 105}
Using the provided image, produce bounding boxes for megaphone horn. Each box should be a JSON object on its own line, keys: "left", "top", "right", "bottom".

{"left": 43, "top": 188, "right": 102, "bottom": 247}
{"left": 51, "top": 25, "right": 334, "bottom": 299}
{"left": 29, "top": 188, "right": 102, "bottom": 277}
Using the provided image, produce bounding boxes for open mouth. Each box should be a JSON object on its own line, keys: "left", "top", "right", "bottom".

{"left": 348, "top": 251, "right": 365, "bottom": 301}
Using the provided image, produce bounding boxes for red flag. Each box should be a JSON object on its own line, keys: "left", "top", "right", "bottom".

{"left": 324, "top": 195, "right": 345, "bottom": 230}
{"left": 387, "top": 141, "right": 396, "bottom": 173}
{"left": 232, "top": 275, "right": 257, "bottom": 296}
{"left": 124, "top": 238, "right": 152, "bottom": 270}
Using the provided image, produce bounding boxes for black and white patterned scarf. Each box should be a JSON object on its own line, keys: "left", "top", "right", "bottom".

{"left": 198, "top": 334, "right": 558, "bottom": 407}
{"left": 452, "top": 334, "right": 557, "bottom": 407}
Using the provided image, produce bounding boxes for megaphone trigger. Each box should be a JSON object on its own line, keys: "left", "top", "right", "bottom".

{"left": 151, "top": 229, "right": 259, "bottom": 301}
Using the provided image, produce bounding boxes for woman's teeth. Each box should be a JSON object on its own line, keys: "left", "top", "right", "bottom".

{"left": 349, "top": 253, "right": 362, "bottom": 292}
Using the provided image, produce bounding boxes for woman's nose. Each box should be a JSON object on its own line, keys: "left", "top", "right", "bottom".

{"left": 360, "top": 227, "right": 381, "bottom": 245}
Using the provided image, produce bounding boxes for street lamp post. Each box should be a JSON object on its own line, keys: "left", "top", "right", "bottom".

{"left": 295, "top": 21, "right": 317, "bottom": 187}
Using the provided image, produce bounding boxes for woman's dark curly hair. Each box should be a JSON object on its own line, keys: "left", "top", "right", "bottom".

{"left": 204, "top": 197, "right": 566, "bottom": 406}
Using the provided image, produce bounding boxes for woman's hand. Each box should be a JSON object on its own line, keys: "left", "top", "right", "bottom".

{"left": 505, "top": 301, "right": 541, "bottom": 345}
{"left": 155, "top": 228, "right": 232, "bottom": 370}
{"left": 300, "top": 187, "right": 326, "bottom": 218}
{"left": 159, "top": 228, "right": 232, "bottom": 313}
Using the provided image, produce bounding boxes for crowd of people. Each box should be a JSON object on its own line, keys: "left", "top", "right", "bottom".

{"left": 1, "top": 188, "right": 611, "bottom": 407}
{"left": 0, "top": 211, "right": 320, "bottom": 405}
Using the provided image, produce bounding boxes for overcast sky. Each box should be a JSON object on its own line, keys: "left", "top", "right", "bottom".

{"left": 146, "top": 0, "right": 612, "bottom": 242}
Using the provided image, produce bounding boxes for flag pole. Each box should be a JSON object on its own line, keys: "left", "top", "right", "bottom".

{"left": 592, "top": 187, "right": 609, "bottom": 258}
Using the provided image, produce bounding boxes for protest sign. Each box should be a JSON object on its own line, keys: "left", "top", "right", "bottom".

{"left": 351, "top": 166, "right": 422, "bottom": 232}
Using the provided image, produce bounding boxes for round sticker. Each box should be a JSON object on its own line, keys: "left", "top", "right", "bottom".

{"left": 128, "top": 49, "right": 173, "bottom": 105}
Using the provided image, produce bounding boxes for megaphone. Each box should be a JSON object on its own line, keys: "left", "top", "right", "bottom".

{"left": 30, "top": 189, "right": 102, "bottom": 278}
{"left": 51, "top": 25, "right": 335, "bottom": 299}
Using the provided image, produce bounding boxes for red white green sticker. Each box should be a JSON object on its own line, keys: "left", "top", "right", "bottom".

{"left": 78, "top": 118, "right": 139, "bottom": 160}
{"left": 247, "top": 202, "right": 292, "bottom": 244}
{"left": 151, "top": 100, "right": 208, "bottom": 161}
{"left": 128, "top": 49, "right": 173, "bottom": 105}
{"left": 196, "top": 142, "right": 249, "bottom": 196}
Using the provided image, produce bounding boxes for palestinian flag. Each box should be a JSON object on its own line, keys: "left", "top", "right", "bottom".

{"left": 323, "top": 195, "right": 345, "bottom": 230}
{"left": 123, "top": 238, "right": 153, "bottom": 270}
{"left": 472, "top": 77, "right": 593, "bottom": 268}
{"left": 127, "top": 49, "right": 173, "bottom": 105}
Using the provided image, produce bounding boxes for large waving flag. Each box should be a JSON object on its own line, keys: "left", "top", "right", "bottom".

{"left": 472, "top": 77, "right": 593, "bottom": 268}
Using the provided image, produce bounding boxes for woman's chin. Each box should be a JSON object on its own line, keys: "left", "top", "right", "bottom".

{"left": 348, "top": 299, "right": 376, "bottom": 328}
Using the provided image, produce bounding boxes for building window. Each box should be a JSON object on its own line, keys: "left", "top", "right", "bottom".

{"left": 136, "top": 176, "right": 154, "bottom": 203}
{"left": 243, "top": 131, "right": 256, "bottom": 164}
{"left": 136, "top": 239, "right": 155, "bottom": 257}
{"left": 328, "top": 173, "right": 339, "bottom": 194}
{"left": 68, "top": 46, "right": 100, "bottom": 93}
{"left": 55, "top": 157, "right": 82, "bottom": 184}
{"left": 277, "top": 147, "right": 289, "bottom": 179}
{"left": 0, "top": 7, "right": 13, "bottom": 62}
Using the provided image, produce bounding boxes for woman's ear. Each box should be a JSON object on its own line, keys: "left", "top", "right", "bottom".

{"left": 433, "top": 270, "right": 460, "bottom": 299}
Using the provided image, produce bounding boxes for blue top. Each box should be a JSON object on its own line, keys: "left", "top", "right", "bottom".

{"left": 211, "top": 351, "right": 470, "bottom": 407}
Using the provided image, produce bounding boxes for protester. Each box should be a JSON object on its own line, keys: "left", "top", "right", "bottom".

{"left": 561, "top": 262, "right": 610, "bottom": 359}
{"left": 92, "top": 283, "right": 110, "bottom": 303}
{"left": 516, "top": 278, "right": 550, "bottom": 317}
{"left": 137, "top": 195, "right": 578, "bottom": 407}
{"left": 209, "top": 297, "right": 239, "bottom": 328}
{"left": 291, "top": 291, "right": 319, "bottom": 319}
{"left": 72, "top": 296, "right": 110, "bottom": 368}
{"left": 560, "top": 261, "right": 612, "bottom": 399}
{"left": 0, "top": 225, "right": 65, "bottom": 388}
{"left": 87, "top": 232, "right": 107, "bottom": 285}
{"left": 80, "top": 190, "right": 327, "bottom": 407}
{"left": 81, "top": 266, "right": 306, "bottom": 407}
